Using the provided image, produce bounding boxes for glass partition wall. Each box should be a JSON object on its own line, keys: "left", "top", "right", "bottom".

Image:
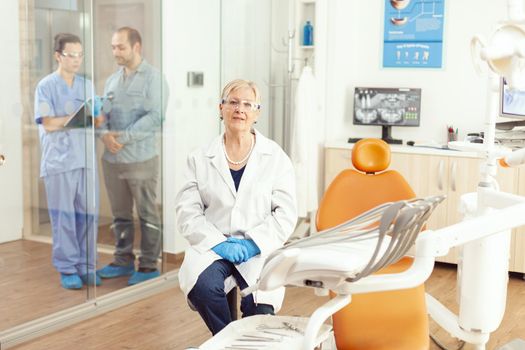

{"left": 2, "top": 0, "right": 165, "bottom": 333}
{"left": 1, "top": 0, "right": 99, "bottom": 330}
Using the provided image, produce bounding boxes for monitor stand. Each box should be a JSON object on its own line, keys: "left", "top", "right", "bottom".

{"left": 382, "top": 125, "right": 402, "bottom": 145}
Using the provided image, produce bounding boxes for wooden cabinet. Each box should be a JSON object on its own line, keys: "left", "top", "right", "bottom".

{"left": 389, "top": 153, "right": 449, "bottom": 231}
{"left": 324, "top": 146, "right": 523, "bottom": 272}
{"left": 512, "top": 170, "right": 525, "bottom": 272}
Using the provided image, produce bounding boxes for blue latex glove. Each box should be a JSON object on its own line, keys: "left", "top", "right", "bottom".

{"left": 227, "top": 237, "right": 261, "bottom": 260}
{"left": 92, "top": 96, "right": 103, "bottom": 117}
{"left": 212, "top": 241, "right": 248, "bottom": 264}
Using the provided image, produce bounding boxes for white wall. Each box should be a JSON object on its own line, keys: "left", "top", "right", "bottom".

{"left": 324, "top": 0, "right": 507, "bottom": 144}
{"left": 0, "top": 1, "right": 23, "bottom": 243}
{"left": 162, "top": 0, "right": 222, "bottom": 254}
{"left": 163, "top": 0, "right": 287, "bottom": 254}
{"left": 221, "top": 0, "right": 272, "bottom": 137}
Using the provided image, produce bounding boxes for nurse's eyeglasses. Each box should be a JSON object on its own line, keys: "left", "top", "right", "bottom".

{"left": 222, "top": 99, "right": 261, "bottom": 112}
{"left": 59, "top": 51, "right": 84, "bottom": 59}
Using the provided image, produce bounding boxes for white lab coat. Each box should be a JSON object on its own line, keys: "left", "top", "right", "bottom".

{"left": 290, "top": 66, "right": 322, "bottom": 218}
{"left": 175, "top": 129, "right": 297, "bottom": 311}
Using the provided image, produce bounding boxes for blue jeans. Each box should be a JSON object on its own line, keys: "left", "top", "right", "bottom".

{"left": 102, "top": 157, "right": 161, "bottom": 270}
{"left": 188, "top": 259, "right": 274, "bottom": 335}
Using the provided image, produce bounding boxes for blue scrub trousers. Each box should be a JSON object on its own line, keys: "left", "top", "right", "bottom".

{"left": 188, "top": 259, "right": 274, "bottom": 335}
{"left": 43, "top": 168, "right": 98, "bottom": 275}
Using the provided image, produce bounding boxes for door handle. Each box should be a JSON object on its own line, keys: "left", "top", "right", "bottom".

{"left": 0, "top": 154, "right": 5, "bottom": 166}
{"left": 438, "top": 160, "right": 444, "bottom": 191}
{"left": 451, "top": 161, "right": 457, "bottom": 192}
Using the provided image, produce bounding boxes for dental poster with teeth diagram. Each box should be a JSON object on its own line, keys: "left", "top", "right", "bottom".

{"left": 383, "top": 0, "right": 445, "bottom": 68}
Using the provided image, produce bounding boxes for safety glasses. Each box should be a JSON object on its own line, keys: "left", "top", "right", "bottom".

{"left": 60, "top": 51, "right": 84, "bottom": 59}
{"left": 222, "top": 99, "right": 261, "bottom": 112}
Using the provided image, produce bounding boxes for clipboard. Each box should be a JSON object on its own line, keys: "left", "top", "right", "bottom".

{"left": 63, "top": 99, "right": 94, "bottom": 128}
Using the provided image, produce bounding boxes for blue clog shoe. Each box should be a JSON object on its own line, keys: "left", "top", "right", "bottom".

{"left": 60, "top": 273, "right": 83, "bottom": 290}
{"left": 97, "top": 264, "right": 135, "bottom": 279}
{"left": 128, "top": 269, "right": 160, "bottom": 285}
{"left": 80, "top": 273, "right": 102, "bottom": 286}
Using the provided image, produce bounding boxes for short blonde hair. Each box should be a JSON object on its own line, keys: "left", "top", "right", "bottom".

{"left": 221, "top": 79, "right": 261, "bottom": 104}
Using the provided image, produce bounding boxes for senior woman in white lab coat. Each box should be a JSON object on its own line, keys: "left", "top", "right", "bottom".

{"left": 175, "top": 79, "right": 297, "bottom": 335}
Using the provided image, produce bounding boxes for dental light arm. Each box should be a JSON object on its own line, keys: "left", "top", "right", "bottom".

{"left": 426, "top": 5, "right": 525, "bottom": 347}
{"left": 500, "top": 146, "right": 525, "bottom": 167}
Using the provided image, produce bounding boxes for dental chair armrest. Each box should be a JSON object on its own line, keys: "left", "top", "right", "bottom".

{"left": 333, "top": 253, "right": 435, "bottom": 295}
{"left": 240, "top": 248, "right": 301, "bottom": 297}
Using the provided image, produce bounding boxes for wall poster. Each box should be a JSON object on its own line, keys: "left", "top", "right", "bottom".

{"left": 383, "top": 0, "right": 445, "bottom": 68}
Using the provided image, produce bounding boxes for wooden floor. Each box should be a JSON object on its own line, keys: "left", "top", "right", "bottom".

{"left": 0, "top": 240, "right": 139, "bottom": 330}
{"left": 9, "top": 263, "right": 525, "bottom": 350}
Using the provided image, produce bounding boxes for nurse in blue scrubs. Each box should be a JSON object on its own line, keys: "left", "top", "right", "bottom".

{"left": 34, "top": 33, "right": 102, "bottom": 289}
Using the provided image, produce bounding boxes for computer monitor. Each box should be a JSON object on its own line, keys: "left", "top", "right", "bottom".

{"left": 353, "top": 87, "right": 421, "bottom": 144}
{"left": 500, "top": 77, "right": 525, "bottom": 119}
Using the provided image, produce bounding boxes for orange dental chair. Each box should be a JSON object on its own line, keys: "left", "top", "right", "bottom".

{"left": 196, "top": 138, "right": 439, "bottom": 350}
{"left": 317, "top": 138, "right": 429, "bottom": 350}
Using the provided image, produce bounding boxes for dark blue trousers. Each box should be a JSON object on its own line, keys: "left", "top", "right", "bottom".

{"left": 188, "top": 259, "right": 274, "bottom": 335}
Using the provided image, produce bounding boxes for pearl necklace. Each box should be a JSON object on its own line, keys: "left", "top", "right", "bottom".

{"left": 222, "top": 134, "right": 255, "bottom": 165}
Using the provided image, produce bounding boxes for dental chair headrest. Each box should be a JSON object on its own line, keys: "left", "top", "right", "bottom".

{"left": 352, "top": 139, "right": 391, "bottom": 174}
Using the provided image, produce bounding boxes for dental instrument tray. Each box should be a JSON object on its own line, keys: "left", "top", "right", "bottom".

{"left": 197, "top": 315, "right": 332, "bottom": 350}
{"left": 252, "top": 195, "right": 445, "bottom": 293}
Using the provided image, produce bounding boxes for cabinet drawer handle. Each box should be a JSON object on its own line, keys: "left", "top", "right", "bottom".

{"left": 451, "top": 161, "right": 457, "bottom": 192}
{"left": 438, "top": 160, "right": 444, "bottom": 191}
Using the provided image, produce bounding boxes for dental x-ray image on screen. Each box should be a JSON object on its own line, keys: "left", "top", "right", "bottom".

{"left": 500, "top": 77, "right": 525, "bottom": 119}
{"left": 353, "top": 87, "right": 421, "bottom": 144}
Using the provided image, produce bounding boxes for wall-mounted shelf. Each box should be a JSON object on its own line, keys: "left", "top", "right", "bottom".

{"left": 296, "top": 0, "right": 316, "bottom": 68}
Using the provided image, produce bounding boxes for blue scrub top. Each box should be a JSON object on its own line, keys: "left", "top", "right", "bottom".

{"left": 34, "top": 72, "right": 95, "bottom": 178}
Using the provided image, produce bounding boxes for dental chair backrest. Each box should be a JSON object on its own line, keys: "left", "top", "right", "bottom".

{"left": 317, "top": 138, "right": 415, "bottom": 230}
{"left": 316, "top": 138, "right": 429, "bottom": 350}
